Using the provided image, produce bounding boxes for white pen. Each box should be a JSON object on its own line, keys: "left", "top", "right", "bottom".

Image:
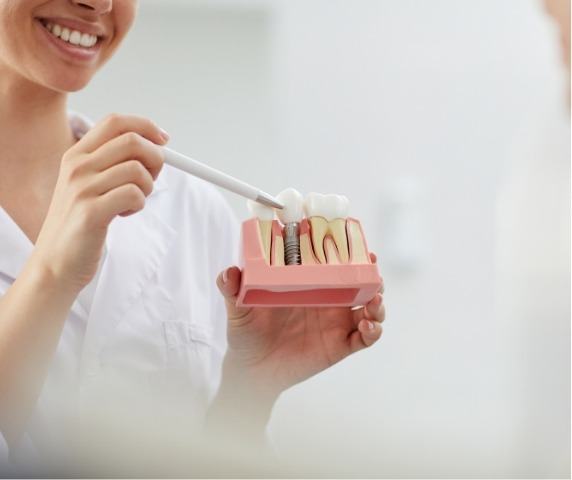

{"left": 162, "top": 147, "right": 283, "bottom": 210}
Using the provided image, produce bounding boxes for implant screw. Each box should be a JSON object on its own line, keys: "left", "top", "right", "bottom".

{"left": 284, "top": 222, "right": 301, "bottom": 266}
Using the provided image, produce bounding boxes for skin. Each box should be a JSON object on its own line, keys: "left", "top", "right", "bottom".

{"left": 0, "top": 0, "right": 385, "bottom": 454}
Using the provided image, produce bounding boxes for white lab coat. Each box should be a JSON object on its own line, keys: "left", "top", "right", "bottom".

{"left": 0, "top": 114, "right": 240, "bottom": 473}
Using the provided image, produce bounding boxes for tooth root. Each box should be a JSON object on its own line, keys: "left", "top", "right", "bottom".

{"left": 328, "top": 218, "right": 349, "bottom": 263}
{"left": 272, "top": 236, "right": 285, "bottom": 266}
{"left": 257, "top": 220, "right": 272, "bottom": 266}
{"left": 299, "top": 220, "right": 318, "bottom": 265}
{"left": 347, "top": 219, "right": 370, "bottom": 264}
{"left": 324, "top": 236, "right": 341, "bottom": 265}
{"left": 300, "top": 234, "right": 317, "bottom": 265}
{"left": 270, "top": 221, "right": 285, "bottom": 266}
{"left": 309, "top": 217, "right": 328, "bottom": 264}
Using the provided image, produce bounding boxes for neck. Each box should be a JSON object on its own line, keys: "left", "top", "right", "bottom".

{"left": 0, "top": 69, "right": 75, "bottom": 184}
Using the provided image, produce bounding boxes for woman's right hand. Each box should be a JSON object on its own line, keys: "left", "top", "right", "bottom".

{"left": 32, "top": 114, "right": 169, "bottom": 293}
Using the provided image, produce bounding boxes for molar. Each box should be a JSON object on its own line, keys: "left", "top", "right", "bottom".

{"left": 304, "top": 193, "right": 350, "bottom": 264}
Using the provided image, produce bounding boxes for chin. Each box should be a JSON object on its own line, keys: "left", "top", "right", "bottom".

{"left": 38, "top": 69, "right": 95, "bottom": 93}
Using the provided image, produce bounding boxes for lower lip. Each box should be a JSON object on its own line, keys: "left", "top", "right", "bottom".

{"left": 35, "top": 19, "right": 101, "bottom": 64}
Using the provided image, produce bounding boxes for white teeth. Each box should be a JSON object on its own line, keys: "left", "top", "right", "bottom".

{"left": 247, "top": 200, "right": 275, "bottom": 221}
{"left": 276, "top": 188, "right": 304, "bottom": 225}
{"left": 43, "top": 21, "right": 98, "bottom": 48}
{"left": 69, "top": 30, "right": 81, "bottom": 45}
{"left": 80, "top": 33, "right": 94, "bottom": 47}
{"left": 248, "top": 189, "right": 362, "bottom": 266}
{"left": 60, "top": 28, "right": 70, "bottom": 41}
{"left": 304, "top": 193, "right": 350, "bottom": 221}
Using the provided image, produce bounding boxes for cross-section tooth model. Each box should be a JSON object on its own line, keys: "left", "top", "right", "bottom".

{"left": 237, "top": 188, "right": 382, "bottom": 307}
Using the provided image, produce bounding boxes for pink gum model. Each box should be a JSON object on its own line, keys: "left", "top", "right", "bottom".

{"left": 237, "top": 218, "right": 382, "bottom": 307}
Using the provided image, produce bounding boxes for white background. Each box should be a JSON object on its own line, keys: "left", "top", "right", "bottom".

{"left": 71, "top": 0, "right": 570, "bottom": 476}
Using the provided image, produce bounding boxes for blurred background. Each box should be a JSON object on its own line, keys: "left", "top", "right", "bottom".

{"left": 71, "top": 0, "right": 570, "bottom": 477}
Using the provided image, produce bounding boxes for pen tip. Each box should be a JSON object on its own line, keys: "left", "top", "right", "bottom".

{"left": 256, "top": 192, "right": 284, "bottom": 210}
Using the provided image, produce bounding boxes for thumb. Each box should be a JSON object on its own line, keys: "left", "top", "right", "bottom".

{"left": 216, "top": 266, "right": 252, "bottom": 321}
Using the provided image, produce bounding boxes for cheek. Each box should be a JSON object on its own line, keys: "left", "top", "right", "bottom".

{"left": 0, "top": 10, "right": 34, "bottom": 71}
{"left": 113, "top": 1, "right": 137, "bottom": 43}
{"left": 0, "top": 4, "right": 18, "bottom": 57}
{"left": 98, "top": 1, "right": 136, "bottom": 64}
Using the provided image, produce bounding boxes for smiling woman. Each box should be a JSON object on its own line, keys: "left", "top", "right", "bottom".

{"left": 0, "top": 0, "right": 385, "bottom": 476}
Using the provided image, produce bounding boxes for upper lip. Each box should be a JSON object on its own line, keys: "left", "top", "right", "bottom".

{"left": 37, "top": 17, "right": 106, "bottom": 37}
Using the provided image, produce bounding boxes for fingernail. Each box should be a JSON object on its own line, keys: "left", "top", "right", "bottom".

{"left": 367, "top": 321, "right": 375, "bottom": 331}
{"left": 222, "top": 268, "right": 229, "bottom": 284}
{"left": 160, "top": 128, "right": 170, "bottom": 143}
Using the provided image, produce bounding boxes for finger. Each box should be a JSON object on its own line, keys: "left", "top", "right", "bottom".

{"left": 86, "top": 159, "right": 155, "bottom": 198}
{"left": 215, "top": 266, "right": 253, "bottom": 322}
{"left": 94, "top": 183, "right": 147, "bottom": 224}
{"left": 348, "top": 320, "right": 383, "bottom": 353}
{"left": 352, "top": 294, "right": 384, "bottom": 324}
{"left": 352, "top": 304, "right": 385, "bottom": 330}
{"left": 364, "top": 294, "right": 385, "bottom": 323}
{"left": 71, "top": 113, "right": 169, "bottom": 155}
{"left": 87, "top": 132, "right": 165, "bottom": 180}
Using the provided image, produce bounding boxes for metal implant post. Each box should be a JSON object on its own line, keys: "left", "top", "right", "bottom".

{"left": 283, "top": 222, "right": 301, "bottom": 265}
{"left": 275, "top": 188, "right": 304, "bottom": 266}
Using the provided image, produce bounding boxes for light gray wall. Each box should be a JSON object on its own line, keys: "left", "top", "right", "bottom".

{"left": 70, "top": 0, "right": 569, "bottom": 476}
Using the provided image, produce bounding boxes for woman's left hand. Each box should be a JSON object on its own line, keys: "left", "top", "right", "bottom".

{"left": 215, "top": 253, "right": 385, "bottom": 402}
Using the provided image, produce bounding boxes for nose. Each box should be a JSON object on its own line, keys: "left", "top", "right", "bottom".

{"left": 71, "top": 0, "right": 112, "bottom": 15}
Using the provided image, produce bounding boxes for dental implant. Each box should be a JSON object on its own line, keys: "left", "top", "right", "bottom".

{"left": 284, "top": 223, "right": 301, "bottom": 265}
{"left": 276, "top": 188, "right": 304, "bottom": 266}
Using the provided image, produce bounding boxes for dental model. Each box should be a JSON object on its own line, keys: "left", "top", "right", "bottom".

{"left": 237, "top": 188, "right": 382, "bottom": 307}
{"left": 276, "top": 188, "right": 304, "bottom": 266}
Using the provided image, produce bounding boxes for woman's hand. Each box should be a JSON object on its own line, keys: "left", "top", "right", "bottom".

{"left": 32, "top": 114, "right": 169, "bottom": 293}
{"left": 215, "top": 254, "right": 385, "bottom": 401}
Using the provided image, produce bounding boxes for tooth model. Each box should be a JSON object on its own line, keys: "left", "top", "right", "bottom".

{"left": 237, "top": 191, "right": 382, "bottom": 307}
{"left": 247, "top": 199, "right": 275, "bottom": 265}
{"left": 304, "top": 193, "right": 350, "bottom": 264}
{"left": 276, "top": 188, "right": 304, "bottom": 266}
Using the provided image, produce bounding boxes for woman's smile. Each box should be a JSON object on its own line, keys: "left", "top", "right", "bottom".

{"left": 35, "top": 16, "right": 105, "bottom": 64}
